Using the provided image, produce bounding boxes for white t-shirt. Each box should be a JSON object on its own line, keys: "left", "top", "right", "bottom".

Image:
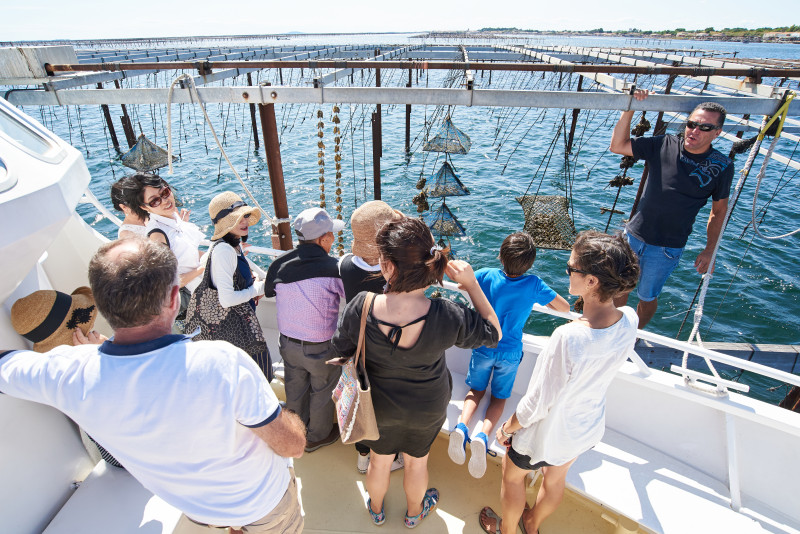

{"left": 0, "top": 335, "right": 290, "bottom": 526}
{"left": 146, "top": 213, "right": 205, "bottom": 293}
{"left": 117, "top": 223, "right": 149, "bottom": 239}
{"left": 512, "top": 307, "right": 638, "bottom": 466}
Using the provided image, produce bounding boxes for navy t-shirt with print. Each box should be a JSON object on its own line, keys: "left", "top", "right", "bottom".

{"left": 627, "top": 134, "right": 733, "bottom": 248}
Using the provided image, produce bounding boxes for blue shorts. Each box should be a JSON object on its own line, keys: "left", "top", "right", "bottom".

{"left": 465, "top": 346, "right": 522, "bottom": 400}
{"left": 625, "top": 232, "right": 683, "bottom": 302}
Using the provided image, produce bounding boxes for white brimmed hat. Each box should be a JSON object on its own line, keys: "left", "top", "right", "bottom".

{"left": 294, "top": 207, "right": 345, "bottom": 241}
{"left": 209, "top": 191, "right": 260, "bottom": 240}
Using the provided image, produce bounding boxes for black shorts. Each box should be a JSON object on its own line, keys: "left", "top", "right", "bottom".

{"left": 508, "top": 443, "right": 552, "bottom": 471}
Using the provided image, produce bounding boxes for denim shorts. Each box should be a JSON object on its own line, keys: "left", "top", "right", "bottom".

{"left": 465, "top": 346, "right": 523, "bottom": 400}
{"left": 625, "top": 232, "right": 684, "bottom": 302}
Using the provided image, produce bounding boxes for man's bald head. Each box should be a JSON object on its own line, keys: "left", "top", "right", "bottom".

{"left": 88, "top": 237, "right": 178, "bottom": 329}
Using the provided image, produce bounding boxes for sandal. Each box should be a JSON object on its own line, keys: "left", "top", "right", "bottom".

{"left": 518, "top": 505, "right": 539, "bottom": 534}
{"left": 478, "top": 506, "right": 502, "bottom": 534}
{"left": 404, "top": 488, "right": 439, "bottom": 528}
{"left": 367, "top": 498, "right": 386, "bottom": 526}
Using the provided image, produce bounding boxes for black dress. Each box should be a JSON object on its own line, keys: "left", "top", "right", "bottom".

{"left": 332, "top": 291, "right": 499, "bottom": 457}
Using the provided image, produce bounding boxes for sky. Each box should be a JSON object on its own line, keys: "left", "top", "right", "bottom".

{"left": 2, "top": 0, "right": 797, "bottom": 41}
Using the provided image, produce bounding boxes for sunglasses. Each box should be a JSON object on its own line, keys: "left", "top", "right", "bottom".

{"left": 566, "top": 263, "right": 591, "bottom": 276}
{"left": 145, "top": 186, "right": 172, "bottom": 208}
{"left": 685, "top": 120, "right": 719, "bottom": 132}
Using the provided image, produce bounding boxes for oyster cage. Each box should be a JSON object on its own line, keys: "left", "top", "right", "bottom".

{"left": 422, "top": 202, "right": 466, "bottom": 237}
{"left": 516, "top": 195, "right": 577, "bottom": 250}
{"left": 423, "top": 116, "right": 472, "bottom": 154}
{"left": 428, "top": 161, "right": 470, "bottom": 198}
{"left": 121, "top": 133, "right": 178, "bottom": 172}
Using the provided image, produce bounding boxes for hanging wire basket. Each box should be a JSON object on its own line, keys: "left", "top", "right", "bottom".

{"left": 427, "top": 161, "right": 470, "bottom": 198}
{"left": 516, "top": 195, "right": 577, "bottom": 250}
{"left": 121, "top": 134, "right": 178, "bottom": 172}
{"left": 423, "top": 116, "right": 472, "bottom": 154}
{"left": 422, "top": 201, "right": 466, "bottom": 237}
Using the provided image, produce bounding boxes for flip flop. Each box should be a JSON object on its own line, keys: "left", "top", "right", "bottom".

{"left": 518, "top": 504, "right": 539, "bottom": 534}
{"left": 478, "top": 506, "right": 502, "bottom": 534}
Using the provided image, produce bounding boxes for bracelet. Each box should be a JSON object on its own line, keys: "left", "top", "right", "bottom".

{"left": 500, "top": 423, "right": 514, "bottom": 438}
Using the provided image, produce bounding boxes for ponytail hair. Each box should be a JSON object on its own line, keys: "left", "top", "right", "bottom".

{"left": 376, "top": 217, "right": 450, "bottom": 293}
{"left": 572, "top": 230, "right": 639, "bottom": 302}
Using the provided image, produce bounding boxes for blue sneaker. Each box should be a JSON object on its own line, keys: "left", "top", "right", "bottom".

{"left": 404, "top": 488, "right": 439, "bottom": 528}
{"left": 448, "top": 422, "right": 469, "bottom": 464}
{"left": 469, "top": 432, "right": 488, "bottom": 478}
{"left": 367, "top": 498, "right": 386, "bottom": 526}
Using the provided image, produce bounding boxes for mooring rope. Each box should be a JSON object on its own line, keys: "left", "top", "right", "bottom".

{"left": 165, "top": 74, "right": 291, "bottom": 227}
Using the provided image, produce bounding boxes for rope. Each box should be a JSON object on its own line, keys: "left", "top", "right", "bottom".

{"left": 165, "top": 74, "right": 291, "bottom": 226}
{"left": 750, "top": 92, "right": 799, "bottom": 240}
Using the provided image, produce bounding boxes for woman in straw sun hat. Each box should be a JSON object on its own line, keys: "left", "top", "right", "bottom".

{"left": 185, "top": 191, "right": 273, "bottom": 380}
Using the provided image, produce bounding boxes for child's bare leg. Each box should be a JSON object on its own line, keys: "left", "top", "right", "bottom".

{"left": 480, "top": 396, "right": 507, "bottom": 436}
{"left": 460, "top": 388, "right": 486, "bottom": 425}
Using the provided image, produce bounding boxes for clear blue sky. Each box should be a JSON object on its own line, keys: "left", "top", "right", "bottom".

{"left": 3, "top": 0, "right": 797, "bottom": 41}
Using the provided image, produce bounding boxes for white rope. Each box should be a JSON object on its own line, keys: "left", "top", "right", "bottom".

{"left": 165, "top": 74, "right": 291, "bottom": 227}
{"left": 679, "top": 116, "right": 768, "bottom": 394}
{"left": 750, "top": 134, "right": 800, "bottom": 239}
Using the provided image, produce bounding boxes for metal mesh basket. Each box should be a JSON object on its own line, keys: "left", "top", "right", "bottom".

{"left": 423, "top": 116, "right": 472, "bottom": 154}
{"left": 121, "top": 134, "right": 177, "bottom": 172}
{"left": 422, "top": 201, "right": 466, "bottom": 237}
{"left": 516, "top": 195, "right": 577, "bottom": 250}
{"left": 428, "top": 161, "right": 470, "bottom": 198}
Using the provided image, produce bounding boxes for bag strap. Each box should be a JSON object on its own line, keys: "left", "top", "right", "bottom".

{"left": 355, "top": 292, "right": 375, "bottom": 369}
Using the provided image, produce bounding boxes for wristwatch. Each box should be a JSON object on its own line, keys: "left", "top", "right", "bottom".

{"left": 500, "top": 423, "right": 514, "bottom": 438}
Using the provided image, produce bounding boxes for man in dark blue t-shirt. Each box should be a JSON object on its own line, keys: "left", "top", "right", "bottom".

{"left": 610, "top": 91, "right": 734, "bottom": 328}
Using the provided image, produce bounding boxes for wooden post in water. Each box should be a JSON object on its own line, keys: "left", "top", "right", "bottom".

{"left": 246, "top": 73, "right": 259, "bottom": 150}
{"left": 114, "top": 79, "right": 136, "bottom": 148}
{"left": 371, "top": 112, "right": 381, "bottom": 200}
{"left": 375, "top": 49, "right": 382, "bottom": 157}
{"left": 96, "top": 82, "right": 120, "bottom": 151}
{"left": 405, "top": 68, "right": 412, "bottom": 154}
{"left": 566, "top": 75, "right": 584, "bottom": 154}
{"left": 258, "top": 83, "right": 292, "bottom": 251}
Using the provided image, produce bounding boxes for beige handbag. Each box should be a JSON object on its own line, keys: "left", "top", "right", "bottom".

{"left": 332, "top": 292, "right": 380, "bottom": 444}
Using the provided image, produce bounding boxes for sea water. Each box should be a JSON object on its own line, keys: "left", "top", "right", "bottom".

{"left": 18, "top": 34, "right": 799, "bottom": 401}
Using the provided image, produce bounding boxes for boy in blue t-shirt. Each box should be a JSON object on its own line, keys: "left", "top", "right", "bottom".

{"left": 448, "top": 232, "right": 569, "bottom": 478}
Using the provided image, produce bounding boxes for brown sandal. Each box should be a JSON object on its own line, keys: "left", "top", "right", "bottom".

{"left": 479, "top": 506, "right": 502, "bottom": 534}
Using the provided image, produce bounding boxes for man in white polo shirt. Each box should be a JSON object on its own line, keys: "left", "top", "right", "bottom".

{"left": 0, "top": 237, "right": 306, "bottom": 533}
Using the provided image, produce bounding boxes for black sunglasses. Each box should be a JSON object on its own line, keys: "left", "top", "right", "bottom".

{"left": 566, "top": 263, "right": 591, "bottom": 276}
{"left": 685, "top": 120, "right": 719, "bottom": 132}
{"left": 145, "top": 186, "right": 172, "bottom": 208}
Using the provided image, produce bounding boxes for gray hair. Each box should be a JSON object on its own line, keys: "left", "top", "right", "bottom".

{"left": 88, "top": 237, "right": 178, "bottom": 329}
{"left": 691, "top": 102, "right": 727, "bottom": 128}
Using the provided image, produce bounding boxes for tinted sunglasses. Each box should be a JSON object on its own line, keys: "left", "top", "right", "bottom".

{"left": 145, "top": 186, "right": 172, "bottom": 208}
{"left": 566, "top": 263, "right": 590, "bottom": 276}
{"left": 685, "top": 120, "right": 719, "bottom": 132}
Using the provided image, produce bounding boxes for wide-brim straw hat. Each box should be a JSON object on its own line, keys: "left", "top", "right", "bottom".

{"left": 209, "top": 191, "right": 260, "bottom": 240}
{"left": 351, "top": 201, "right": 403, "bottom": 265}
{"left": 11, "top": 286, "right": 98, "bottom": 353}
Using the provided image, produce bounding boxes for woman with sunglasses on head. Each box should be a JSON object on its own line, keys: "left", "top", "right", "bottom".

{"left": 331, "top": 216, "right": 501, "bottom": 529}
{"left": 185, "top": 192, "right": 272, "bottom": 380}
{"left": 479, "top": 231, "right": 640, "bottom": 534}
{"left": 124, "top": 172, "right": 206, "bottom": 319}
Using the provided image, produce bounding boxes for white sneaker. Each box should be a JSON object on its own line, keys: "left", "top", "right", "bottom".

{"left": 391, "top": 454, "right": 405, "bottom": 472}
{"left": 448, "top": 424, "right": 467, "bottom": 465}
{"left": 357, "top": 453, "right": 369, "bottom": 474}
{"left": 468, "top": 434, "right": 488, "bottom": 478}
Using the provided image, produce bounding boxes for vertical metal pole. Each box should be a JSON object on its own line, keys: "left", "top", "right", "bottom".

{"left": 566, "top": 75, "right": 583, "bottom": 154}
{"left": 246, "top": 73, "right": 260, "bottom": 150}
{"left": 114, "top": 79, "right": 136, "bottom": 148}
{"left": 375, "top": 49, "right": 382, "bottom": 157}
{"left": 371, "top": 112, "right": 381, "bottom": 200}
{"left": 405, "top": 68, "right": 412, "bottom": 154}
{"left": 96, "top": 82, "right": 120, "bottom": 150}
{"left": 258, "top": 83, "right": 293, "bottom": 251}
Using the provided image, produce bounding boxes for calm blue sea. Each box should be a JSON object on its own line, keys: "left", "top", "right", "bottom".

{"left": 20, "top": 34, "right": 799, "bottom": 401}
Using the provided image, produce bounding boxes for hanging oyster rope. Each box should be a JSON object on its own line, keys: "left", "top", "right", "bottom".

{"left": 317, "top": 109, "right": 326, "bottom": 209}
{"left": 165, "top": 74, "right": 290, "bottom": 227}
{"left": 332, "top": 105, "right": 345, "bottom": 256}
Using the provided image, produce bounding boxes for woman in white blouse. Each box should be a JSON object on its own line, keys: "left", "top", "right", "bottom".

{"left": 185, "top": 191, "right": 272, "bottom": 380}
{"left": 127, "top": 173, "right": 206, "bottom": 319}
{"left": 479, "top": 231, "right": 640, "bottom": 534}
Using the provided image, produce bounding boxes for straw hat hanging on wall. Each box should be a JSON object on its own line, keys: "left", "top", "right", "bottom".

{"left": 10, "top": 287, "right": 98, "bottom": 353}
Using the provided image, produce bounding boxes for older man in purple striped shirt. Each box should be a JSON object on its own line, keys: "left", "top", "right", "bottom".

{"left": 265, "top": 207, "right": 346, "bottom": 453}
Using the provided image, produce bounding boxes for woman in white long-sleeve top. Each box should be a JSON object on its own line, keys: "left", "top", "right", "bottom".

{"left": 185, "top": 191, "right": 272, "bottom": 380}
{"left": 479, "top": 230, "right": 641, "bottom": 534}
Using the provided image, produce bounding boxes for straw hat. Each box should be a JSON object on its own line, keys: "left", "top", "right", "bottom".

{"left": 351, "top": 201, "right": 402, "bottom": 265}
{"left": 209, "top": 191, "right": 260, "bottom": 240}
{"left": 11, "top": 287, "right": 98, "bottom": 353}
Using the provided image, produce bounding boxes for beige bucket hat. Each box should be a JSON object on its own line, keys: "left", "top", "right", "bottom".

{"left": 209, "top": 191, "right": 260, "bottom": 240}
{"left": 351, "top": 201, "right": 403, "bottom": 265}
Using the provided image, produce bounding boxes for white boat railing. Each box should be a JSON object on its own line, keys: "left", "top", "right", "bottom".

{"left": 81, "top": 190, "right": 800, "bottom": 393}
